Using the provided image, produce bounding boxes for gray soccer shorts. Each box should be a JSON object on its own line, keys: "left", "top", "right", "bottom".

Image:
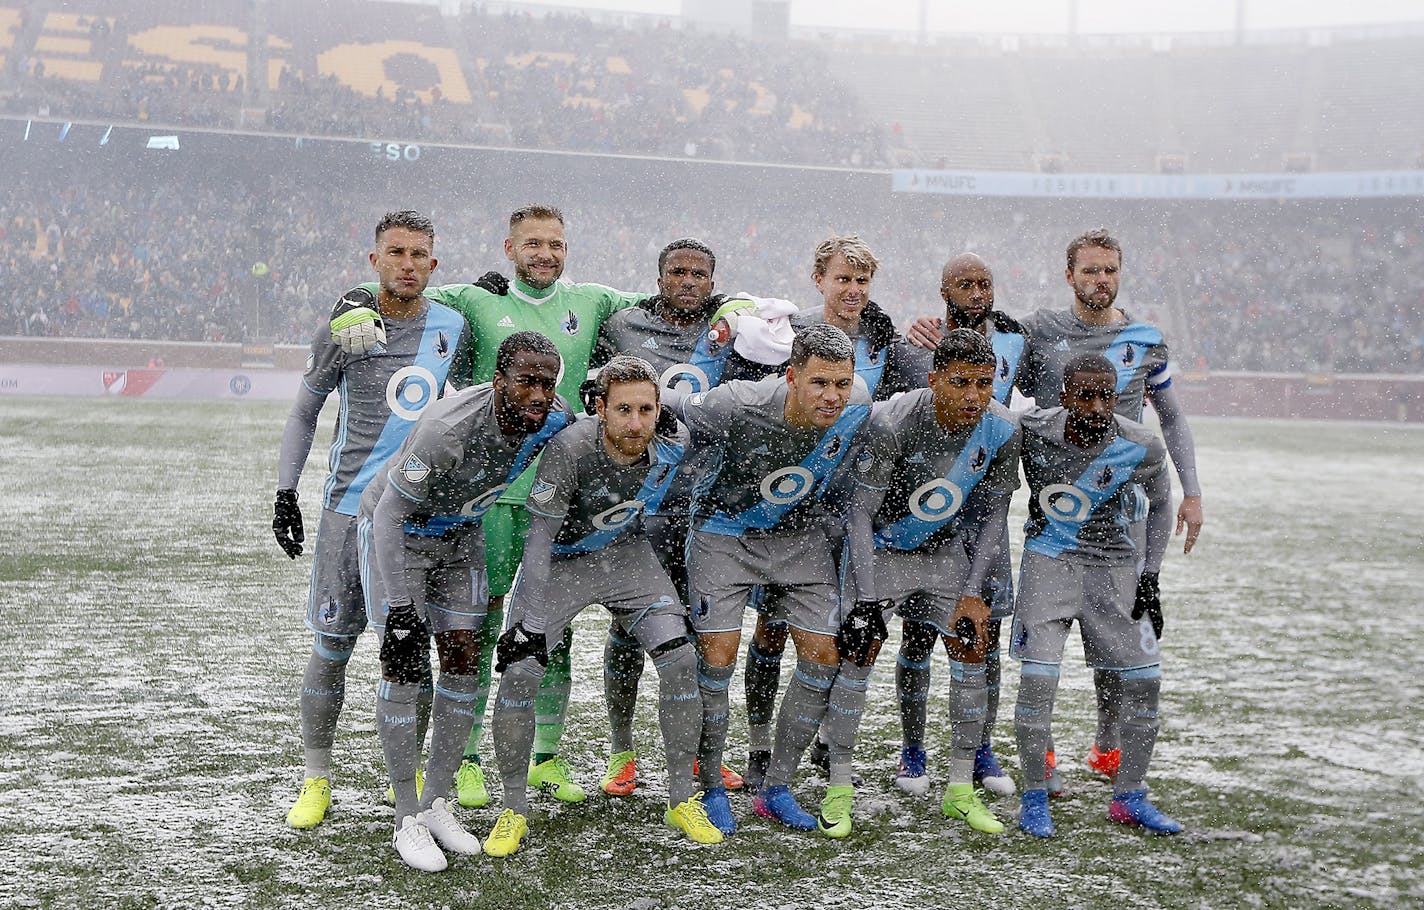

{"left": 357, "top": 517, "right": 489, "bottom": 637}
{"left": 873, "top": 540, "right": 973, "bottom": 636}
{"left": 1009, "top": 550, "right": 1162, "bottom": 671}
{"left": 305, "top": 509, "right": 368, "bottom": 638}
{"left": 687, "top": 528, "right": 840, "bottom": 636}
{"left": 506, "top": 537, "right": 687, "bottom": 649}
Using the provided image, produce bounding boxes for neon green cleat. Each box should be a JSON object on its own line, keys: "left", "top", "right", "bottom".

{"left": 601, "top": 751, "right": 639, "bottom": 796}
{"left": 665, "top": 794, "right": 724, "bottom": 844}
{"left": 457, "top": 760, "right": 490, "bottom": 808}
{"left": 942, "top": 782, "right": 1005, "bottom": 834}
{"left": 817, "top": 785, "right": 854, "bottom": 839}
{"left": 483, "top": 809, "right": 528, "bottom": 857}
{"left": 287, "top": 777, "right": 331, "bottom": 829}
{"left": 384, "top": 768, "right": 425, "bottom": 806}
{"left": 528, "top": 756, "right": 586, "bottom": 803}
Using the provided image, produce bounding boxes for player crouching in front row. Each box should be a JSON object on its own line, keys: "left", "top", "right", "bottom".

{"left": 1012, "top": 353, "right": 1181, "bottom": 837}
{"left": 485, "top": 355, "right": 720, "bottom": 856}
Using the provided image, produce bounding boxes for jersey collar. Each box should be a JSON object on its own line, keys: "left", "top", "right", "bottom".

{"left": 511, "top": 277, "right": 559, "bottom": 305}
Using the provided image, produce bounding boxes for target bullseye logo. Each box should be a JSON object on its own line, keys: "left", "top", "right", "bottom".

{"left": 661, "top": 362, "right": 710, "bottom": 396}
{"left": 460, "top": 484, "right": 509, "bottom": 518}
{"left": 593, "top": 500, "right": 644, "bottom": 531}
{"left": 1040, "top": 483, "right": 1092, "bottom": 522}
{"left": 387, "top": 366, "right": 438, "bottom": 420}
{"left": 907, "top": 479, "right": 964, "bottom": 522}
{"left": 760, "top": 467, "right": 814, "bottom": 505}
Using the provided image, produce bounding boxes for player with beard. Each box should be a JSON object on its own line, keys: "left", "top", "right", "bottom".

{"left": 1012, "top": 354, "right": 1179, "bottom": 838}
{"left": 359, "top": 332, "right": 573, "bottom": 871}
{"left": 277, "top": 211, "right": 470, "bottom": 831}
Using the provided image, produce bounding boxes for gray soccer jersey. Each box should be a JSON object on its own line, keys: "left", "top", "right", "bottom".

{"left": 594, "top": 306, "right": 735, "bottom": 403}
{"left": 1019, "top": 407, "right": 1166, "bottom": 565}
{"left": 525, "top": 414, "right": 690, "bottom": 554}
{"left": 287, "top": 301, "right": 471, "bottom": 515}
{"left": 1018, "top": 308, "right": 1171, "bottom": 421}
{"left": 681, "top": 375, "right": 872, "bottom": 536}
{"left": 857, "top": 392, "right": 1021, "bottom": 552}
{"left": 361, "top": 384, "right": 574, "bottom": 607}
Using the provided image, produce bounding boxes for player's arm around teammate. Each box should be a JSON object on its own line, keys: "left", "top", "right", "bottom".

{"left": 485, "top": 355, "right": 720, "bottom": 856}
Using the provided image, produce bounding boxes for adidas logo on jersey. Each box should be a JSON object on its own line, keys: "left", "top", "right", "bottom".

{"left": 642, "top": 337, "right": 660, "bottom": 350}
{"left": 498, "top": 316, "right": 515, "bottom": 328}
{"left": 750, "top": 444, "right": 772, "bottom": 456}
{"left": 907, "top": 452, "right": 927, "bottom": 464}
{"left": 1054, "top": 339, "right": 1070, "bottom": 352}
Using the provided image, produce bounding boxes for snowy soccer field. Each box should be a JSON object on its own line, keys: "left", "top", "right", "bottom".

{"left": 2, "top": 398, "right": 1421, "bottom": 909}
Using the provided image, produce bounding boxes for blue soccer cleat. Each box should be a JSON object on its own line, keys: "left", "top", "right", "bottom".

{"left": 699, "top": 786, "right": 737, "bottom": 836}
{"left": 754, "top": 785, "right": 818, "bottom": 831}
{"left": 1108, "top": 789, "right": 1183, "bottom": 835}
{"left": 1018, "top": 789, "right": 1056, "bottom": 838}
{"left": 973, "top": 742, "right": 1016, "bottom": 796}
{"left": 894, "top": 745, "right": 930, "bottom": 796}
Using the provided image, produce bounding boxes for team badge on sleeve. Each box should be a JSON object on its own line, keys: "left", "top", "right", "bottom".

{"left": 530, "top": 480, "right": 557, "bottom": 505}
{"left": 856, "top": 451, "right": 874, "bottom": 474}
{"left": 401, "top": 454, "right": 430, "bottom": 483}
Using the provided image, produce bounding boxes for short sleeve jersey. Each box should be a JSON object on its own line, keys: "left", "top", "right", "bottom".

{"left": 1019, "top": 407, "right": 1166, "bottom": 564}
{"left": 525, "top": 414, "right": 690, "bottom": 555}
{"left": 302, "top": 300, "right": 471, "bottom": 515}
{"left": 1019, "top": 308, "right": 1171, "bottom": 421}
{"left": 359, "top": 384, "right": 573, "bottom": 532}
{"left": 857, "top": 392, "right": 1021, "bottom": 552}
{"left": 681, "top": 375, "right": 872, "bottom": 536}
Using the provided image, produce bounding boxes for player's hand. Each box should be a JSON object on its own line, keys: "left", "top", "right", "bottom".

{"left": 906, "top": 315, "right": 945, "bottom": 350}
{"left": 379, "top": 601, "right": 431, "bottom": 680}
{"left": 578, "top": 377, "right": 599, "bottom": 415}
{"left": 947, "top": 594, "right": 990, "bottom": 662}
{"left": 1131, "top": 572, "right": 1164, "bottom": 639}
{"left": 707, "top": 294, "right": 755, "bottom": 344}
{"left": 1176, "top": 495, "right": 1203, "bottom": 554}
{"left": 473, "top": 270, "right": 509, "bottom": 296}
{"left": 655, "top": 404, "right": 679, "bottom": 436}
{"left": 496, "top": 621, "right": 549, "bottom": 672}
{"left": 272, "top": 488, "right": 304, "bottom": 558}
{"left": 329, "top": 287, "right": 386, "bottom": 355}
{"left": 837, "top": 600, "right": 891, "bottom": 666}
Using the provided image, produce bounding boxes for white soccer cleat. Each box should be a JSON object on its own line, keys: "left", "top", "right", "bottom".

{"left": 392, "top": 815, "right": 447, "bottom": 872}
{"left": 417, "top": 798, "right": 483, "bottom": 855}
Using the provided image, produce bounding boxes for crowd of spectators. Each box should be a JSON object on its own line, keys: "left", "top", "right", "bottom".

{"left": 2, "top": 151, "right": 1419, "bottom": 374}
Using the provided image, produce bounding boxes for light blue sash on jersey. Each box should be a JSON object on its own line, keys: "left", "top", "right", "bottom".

{"left": 699, "top": 403, "right": 870, "bottom": 536}
{"left": 1104, "top": 323, "right": 1164, "bottom": 394}
{"left": 990, "top": 331, "right": 1026, "bottom": 405}
{"left": 855, "top": 337, "right": 888, "bottom": 398}
{"left": 873, "top": 410, "right": 1017, "bottom": 551}
{"left": 1024, "top": 432, "right": 1148, "bottom": 558}
{"left": 330, "top": 306, "right": 467, "bottom": 514}
{"left": 412, "top": 410, "right": 572, "bottom": 536}
{"left": 553, "top": 438, "right": 687, "bottom": 555}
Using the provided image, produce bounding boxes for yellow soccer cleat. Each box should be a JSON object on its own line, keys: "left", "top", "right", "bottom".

{"left": 528, "top": 756, "right": 586, "bottom": 803}
{"left": 665, "top": 795, "right": 725, "bottom": 844}
{"left": 457, "top": 760, "right": 490, "bottom": 808}
{"left": 287, "top": 777, "right": 331, "bottom": 829}
{"left": 942, "top": 782, "right": 1006, "bottom": 834}
{"left": 483, "top": 809, "right": 529, "bottom": 857}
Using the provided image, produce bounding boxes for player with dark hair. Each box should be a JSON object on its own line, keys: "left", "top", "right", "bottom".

{"left": 484, "top": 354, "right": 720, "bottom": 855}
{"left": 682, "top": 323, "right": 871, "bottom": 836}
{"left": 277, "top": 211, "right": 470, "bottom": 831}
{"left": 359, "top": 331, "right": 572, "bottom": 871}
{"left": 1012, "top": 353, "right": 1180, "bottom": 838}
{"left": 836, "top": 328, "right": 1022, "bottom": 836}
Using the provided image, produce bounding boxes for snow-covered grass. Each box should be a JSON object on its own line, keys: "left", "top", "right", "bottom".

{"left": 1, "top": 400, "right": 1420, "bottom": 909}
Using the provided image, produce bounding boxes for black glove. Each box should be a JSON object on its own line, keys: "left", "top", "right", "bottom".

{"left": 378, "top": 602, "right": 430, "bottom": 683}
{"left": 579, "top": 377, "right": 599, "bottom": 415}
{"left": 496, "top": 621, "right": 548, "bottom": 673}
{"left": 1131, "top": 571, "right": 1164, "bottom": 640}
{"left": 836, "top": 600, "right": 891, "bottom": 666}
{"left": 331, "top": 286, "right": 375, "bottom": 320}
{"left": 655, "top": 404, "right": 679, "bottom": 436}
{"left": 272, "top": 489, "right": 304, "bottom": 558}
{"left": 473, "top": 270, "right": 509, "bottom": 296}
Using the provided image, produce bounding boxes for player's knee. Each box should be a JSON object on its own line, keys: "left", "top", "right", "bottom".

{"left": 313, "top": 633, "right": 356, "bottom": 665}
{"left": 436, "top": 629, "right": 483, "bottom": 676}
{"left": 900, "top": 619, "right": 938, "bottom": 663}
{"left": 753, "top": 615, "right": 789, "bottom": 653}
